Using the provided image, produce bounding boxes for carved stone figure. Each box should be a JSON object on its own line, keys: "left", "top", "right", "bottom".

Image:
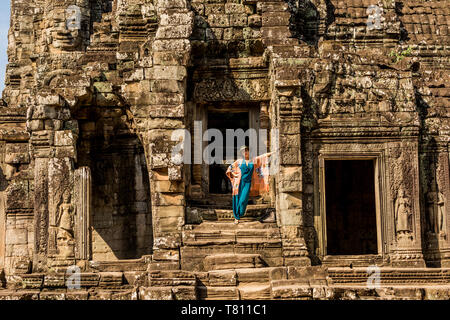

{"left": 56, "top": 192, "right": 75, "bottom": 259}
{"left": 46, "top": 3, "right": 87, "bottom": 51}
{"left": 437, "top": 191, "right": 446, "bottom": 235}
{"left": 395, "top": 188, "right": 412, "bottom": 235}
{"left": 426, "top": 190, "right": 438, "bottom": 234}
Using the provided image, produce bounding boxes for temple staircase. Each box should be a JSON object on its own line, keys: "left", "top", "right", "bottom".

{"left": 186, "top": 194, "right": 275, "bottom": 222}
{"left": 180, "top": 210, "right": 285, "bottom": 299}
{"left": 181, "top": 220, "right": 283, "bottom": 271}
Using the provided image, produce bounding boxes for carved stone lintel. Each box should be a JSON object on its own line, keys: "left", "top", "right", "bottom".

{"left": 194, "top": 78, "right": 270, "bottom": 102}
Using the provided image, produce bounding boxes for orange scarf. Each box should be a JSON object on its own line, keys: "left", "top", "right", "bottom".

{"left": 226, "top": 154, "right": 271, "bottom": 197}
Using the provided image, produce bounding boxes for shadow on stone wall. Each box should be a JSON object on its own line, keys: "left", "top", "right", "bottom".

{"left": 287, "top": 0, "right": 326, "bottom": 46}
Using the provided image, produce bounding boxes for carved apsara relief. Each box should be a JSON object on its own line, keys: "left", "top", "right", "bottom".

{"left": 423, "top": 150, "right": 448, "bottom": 240}
{"left": 56, "top": 191, "right": 76, "bottom": 259}
{"left": 395, "top": 187, "right": 413, "bottom": 239}
{"left": 436, "top": 152, "right": 448, "bottom": 238}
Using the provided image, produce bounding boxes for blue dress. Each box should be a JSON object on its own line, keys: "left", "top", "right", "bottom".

{"left": 232, "top": 160, "right": 254, "bottom": 220}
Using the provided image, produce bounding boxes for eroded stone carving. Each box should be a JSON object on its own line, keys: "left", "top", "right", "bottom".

{"left": 395, "top": 187, "right": 412, "bottom": 238}
{"left": 426, "top": 188, "right": 439, "bottom": 235}
{"left": 55, "top": 191, "right": 75, "bottom": 260}
{"left": 437, "top": 191, "right": 446, "bottom": 236}
{"left": 194, "top": 78, "right": 269, "bottom": 102}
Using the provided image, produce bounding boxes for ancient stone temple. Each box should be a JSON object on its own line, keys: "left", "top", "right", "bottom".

{"left": 0, "top": 0, "right": 448, "bottom": 300}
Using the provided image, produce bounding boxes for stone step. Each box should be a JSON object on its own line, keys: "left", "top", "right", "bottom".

{"left": 188, "top": 220, "right": 278, "bottom": 231}
{"left": 182, "top": 221, "right": 281, "bottom": 246}
{"left": 235, "top": 268, "right": 271, "bottom": 284}
{"left": 186, "top": 205, "right": 275, "bottom": 222}
{"left": 197, "top": 286, "right": 240, "bottom": 300}
{"left": 189, "top": 194, "right": 267, "bottom": 206}
{"left": 148, "top": 270, "right": 196, "bottom": 287}
{"left": 88, "top": 256, "right": 149, "bottom": 272}
{"left": 195, "top": 268, "right": 275, "bottom": 287}
{"left": 19, "top": 272, "right": 127, "bottom": 289}
{"left": 204, "top": 253, "right": 265, "bottom": 271}
{"left": 327, "top": 267, "right": 450, "bottom": 285}
{"left": 188, "top": 194, "right": 233, "bottom": 207}
{"left": 181, "top": 221, "right": 283, "bottom": 271}
{"left": 270, "top": 280, "right": 313, "bottom": 299}
{"left": 238, "top": 283, "right": 271, "bottom": 300}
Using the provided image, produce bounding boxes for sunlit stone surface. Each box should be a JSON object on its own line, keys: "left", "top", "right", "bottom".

{"left": 0, "top": 0, "right": 449, "bottom": 300}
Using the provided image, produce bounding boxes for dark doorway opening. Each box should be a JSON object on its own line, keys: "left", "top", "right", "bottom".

{"left": 76, "top": 107, "right": 152, "bottom": 260}
{"left": 325, "top": 160, "right": 378, "bottom": 255}
{"left": 207, "top": 111, "right": 249, "bottom": 194}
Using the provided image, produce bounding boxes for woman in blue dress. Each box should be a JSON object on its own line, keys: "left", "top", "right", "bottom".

{"left": 226, "top": 146, "right": 273, "bottom": 224}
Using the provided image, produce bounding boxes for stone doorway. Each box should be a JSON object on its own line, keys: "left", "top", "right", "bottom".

{"left": 191, "top": 103, "right": 262, "bottom": 200}
{"left": 207, "top": 110, "right": 249, "bottom": 194}
{"left": 76, "top": 106, "right": 152, "bottom": 261}
{"left": 187, "top": 103, "right": 271, "bottom": 222}
{"left": 324, "top": 159, "right": 378, "bottom": 255}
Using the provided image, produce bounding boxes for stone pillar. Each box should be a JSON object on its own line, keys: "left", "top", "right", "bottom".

{"left": 0, "top": 187, "right": 4, "bottom": 271}
{"left": 436, "top": 144, "right": 450, "bottom": 267}
{"left": 74, "top": 167, "right": 91, "bottom": 262}
{"left": 389, "top": 142, "right": 426, "bottom": 267}
{"left": 1, "top": 129, "right": 34, "bottom": 276}
{"left": 420, "top": 137, "right": 450, "bottom": 267}
{"left": 260, "top": 101, "right": 276, "bottom": 206}
{"left": 32, "top": 156, "right": 51, "bottom": 271}
{"left": 272, "top": 84, "right": 310, "bottom": 267}
{"left": 143, "top": 0, "right": 194, "bottom": 269}
{"left": 261, "top": 0, "right": 310, "bottom": 266}
{"left": 48, "top": 157, "right": 76, "bottom": 269}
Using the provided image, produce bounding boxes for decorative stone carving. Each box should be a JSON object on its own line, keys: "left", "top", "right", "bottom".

{"left": 395, "top": 187, "right": 412, "bottom": 239}
{"left": 426, "top": 189, "right": 439, "bottom": 235}
{"left": 44, "top": 2, "right": 90, "bottom": 52}
{"left": 194, "top": 78, "right": 269, "bottom": 102}
{"left": 55, "top": 191, "right": 75, "bottom": 260}
{"left": 437, "top": 191, "right": 446, "bottom": 237}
